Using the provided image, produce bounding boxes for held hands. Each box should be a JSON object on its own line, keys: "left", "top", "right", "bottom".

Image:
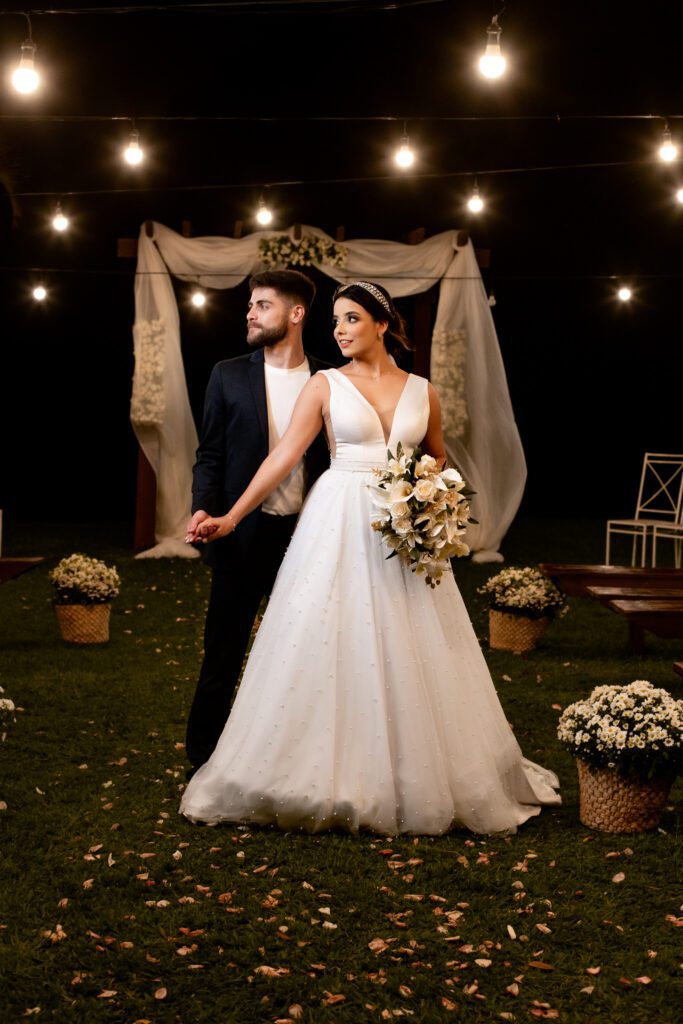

{"left": 185, "top": 509, "right": 237, "bottom": 545}
{"left": 185, "top": 509, "right": 210, "bottom": 545}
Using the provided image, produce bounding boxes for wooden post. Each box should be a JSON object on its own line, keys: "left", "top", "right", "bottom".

{"left": 406, "top": 228, "right": 436, "bottom": 379}
{"left": 134, "top": 449, "right": 157, "bottom": 552}
{"left": 181, "top": 219, "right": 192, "bottom": 237}
{"left": 335, "top": 226, "right": 346, "bottom": 242}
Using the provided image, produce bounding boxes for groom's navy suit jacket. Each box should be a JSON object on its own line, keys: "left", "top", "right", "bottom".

{"left": 191, "top": 347, "right": 330, "bottom": 568}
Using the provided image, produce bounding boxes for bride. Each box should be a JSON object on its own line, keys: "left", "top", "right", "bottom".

{"left": 180, "top": 280, "right": 560, "bottom": 835}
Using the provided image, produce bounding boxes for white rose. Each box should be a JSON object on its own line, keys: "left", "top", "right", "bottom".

{"left": 413, "top": 478, "right": 437, "bottom": 502}
{"left": 415, "top": 454, "right": 437, "bottom": 478}
{"left": 391, "top": 501, "right": 411, "bottom": 519}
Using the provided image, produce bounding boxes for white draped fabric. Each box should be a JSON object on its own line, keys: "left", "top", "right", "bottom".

{"left": 132, "top": 221, "right": 526, "bottom": 560}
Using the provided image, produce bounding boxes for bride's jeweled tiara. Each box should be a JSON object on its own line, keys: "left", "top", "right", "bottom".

{"left": 337, "top": 280, "right": 392, "bottom": 314}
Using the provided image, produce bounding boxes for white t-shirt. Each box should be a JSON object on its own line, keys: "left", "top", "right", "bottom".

{"left": 262, "top": 357, "right": 310, "bottom": 516}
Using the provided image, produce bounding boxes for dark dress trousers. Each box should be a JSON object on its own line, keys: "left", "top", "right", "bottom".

{"left": 185, "top": 347, "right": 330, "bottom": 769}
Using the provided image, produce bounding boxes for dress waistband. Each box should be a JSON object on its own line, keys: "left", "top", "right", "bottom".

{"left": 329, "top": 457, "right": 382, "bottom": 473}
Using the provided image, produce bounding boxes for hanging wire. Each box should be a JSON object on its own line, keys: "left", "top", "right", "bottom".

{"left": 0, "top": 1, "right": 444, "bottom": 15}
{"left": 1, "top": 267, "right": 680, "bottom": 282}
{"left": 1, "top": 157, "right": 653, "bottom": 200}
{"left": 1, "top": 112, "right": 682, "bottom": 123}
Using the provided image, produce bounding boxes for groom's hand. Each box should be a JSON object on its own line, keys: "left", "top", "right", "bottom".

{"left": 185, "top": 509, "right": 210, "bottom": 544}
{"left": 196, "top": 515, "right": 232, "bottom": 543}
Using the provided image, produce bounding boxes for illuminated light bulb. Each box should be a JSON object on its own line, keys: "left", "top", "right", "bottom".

{"left": 256, "top": 197, "right": 273, "bottom": 225}
{"left": 124, "top": 128, "right": 144, "bottom": 166}
{"left": 394, "top": 135, "right": 415, "bottom": 169}
{"left": 467, "top": 184, "right": 485, "bottom": 213}
{"left": 32, "top": 284, "right": 47, "bottom": 302}
{"left": 617, "top": 286, "right": 632, "bottom": 302}
{"left": 658, "top": 126, "right": 678, "bottom": 163}
{"left": 51, "top": 203, "right": 69, "bottom": 232}
{"left": 676, "top": 187, "right": 683, "bottom": 204}
{"left": 478, "top": 15, "right": 507, "bottom": 80}
{"left": 12, "top": 40, "right": 40, "bottom": 94}
{"left": 191, "top": 290, "right": 207, "bottom": 308}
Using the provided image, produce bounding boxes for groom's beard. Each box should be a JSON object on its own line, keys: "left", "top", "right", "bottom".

{"left": 247, "top": 317, "right": 289, "bottom": 349}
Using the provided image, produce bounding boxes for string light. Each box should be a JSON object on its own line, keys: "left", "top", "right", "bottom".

{"left": 676, "top": 187, "right": 683, "bottom": 204}
{"left": 11, "top": 17, "right": 40, "bottom": 95}
{"left": 255, "top": 195, "right": 273, "bottom": 225}
{"left": 191, "top": 289, "right": 207, "bottom": 308}
{"left": 123, "top": 127, "right": 144, "bottom": 166}
{"left": 617, "top": 285, "right": 632, "bottom": 302}
{"left": 478, "top": 14, "right": 506, "bottom": 80}
{"left": 467, "top": 181, "right": 484, "bottom": 213}
{"left": 51, "top": 202, "right": 69, "bottom": 232}
{"left": 658, "top": 124, "right": 678, "bottom": 163}
{"left": 394, "top": 127, "right": 415, "bottom": 169}
{"left": 32, "top": 284, "right": 47, "bottom": 302}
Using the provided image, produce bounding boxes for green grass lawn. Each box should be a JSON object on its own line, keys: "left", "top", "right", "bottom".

{"left": 1, "top": 519, "right": 681, "bottom": 1023}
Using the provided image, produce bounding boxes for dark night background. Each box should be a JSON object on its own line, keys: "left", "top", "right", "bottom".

{"left": 0, "top": 0, "right": 681, "bottom": 543}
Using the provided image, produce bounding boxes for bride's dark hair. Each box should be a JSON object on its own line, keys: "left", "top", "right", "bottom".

{"left": 333, "top": 281, "right": 414, "bottom": 359}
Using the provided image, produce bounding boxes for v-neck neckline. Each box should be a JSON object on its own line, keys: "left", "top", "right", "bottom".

{"left": 331, "top": 368, "right": 413, "bottom": 447}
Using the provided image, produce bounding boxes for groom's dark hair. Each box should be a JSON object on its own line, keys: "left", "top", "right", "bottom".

{"left": 249, "top": 269, "right": 316, "bottom": 321}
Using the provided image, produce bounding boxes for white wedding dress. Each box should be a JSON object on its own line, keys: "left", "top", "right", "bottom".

{"left": 180, "top": 369, "right": 560, "bottom": 835}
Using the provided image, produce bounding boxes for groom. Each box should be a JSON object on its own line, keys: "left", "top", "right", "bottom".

{"left": 184, "top": 269, "right": 330, "bottom": 778}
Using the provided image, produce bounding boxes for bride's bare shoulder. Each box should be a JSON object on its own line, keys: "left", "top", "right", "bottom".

{"left": 308, "top": 370, "right": 331, "bottom": 396}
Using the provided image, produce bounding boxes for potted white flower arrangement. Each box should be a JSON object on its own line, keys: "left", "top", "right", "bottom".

{"left": 478, "top": 566, "right": 566, "bottom": 653}
{"left": 49, "top": 553, "right": 120, "bottom": 644}
{"left": 557, "top": 680, "right": 682, "bottom": 832}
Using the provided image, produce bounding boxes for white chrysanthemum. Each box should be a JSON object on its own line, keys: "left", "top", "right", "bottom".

{"left": 557, "top": 679, "right": 683, "bottom": 774}
{"left": 49, "top": 554, "right": 120, "bottom": 605}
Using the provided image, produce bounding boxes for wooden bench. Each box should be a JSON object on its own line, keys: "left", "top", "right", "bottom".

{"left": 0, "top": 557, "right": 44, "bottom": 584}
{"left": 587, "top": 585, "right": 683, "bottom": 601}
{"left": 606, "top": 599, "right": 683, "bottom": 652}
{"left": 539, "top": 563, "right": 683, "bottom": 597}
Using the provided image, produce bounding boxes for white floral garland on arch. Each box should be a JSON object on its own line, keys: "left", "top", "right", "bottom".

{"left": 132, "top": 222, "right": 526, "bottom": 561}
{"left": 430, "top": 328, "right": 468, "bottom": 440}
{"left": 131, "top": 318, "right": 166, "bottom": 428}
{"left": 259, "top": 235, "right": 347, "bottom": 269}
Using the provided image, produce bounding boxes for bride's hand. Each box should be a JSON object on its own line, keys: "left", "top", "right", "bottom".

{"left": 196, "top": 515, "right": 234, "bottom": 543}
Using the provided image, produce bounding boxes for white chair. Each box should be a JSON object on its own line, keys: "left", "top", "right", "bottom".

{"left": 606, "top": 453, "right": 683, "bottom": 566}
{"left": 652, "top": 517, "right": 683, "bottom": 569}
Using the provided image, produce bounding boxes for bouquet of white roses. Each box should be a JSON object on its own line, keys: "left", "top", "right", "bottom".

{"left": 557, "top": 680, "right": 683, "bottom": 779}
{"left": 478, "top": 566, "right": 566, "bottom": 620}
{"left": 368, "top": 443, "right": 473, "bottom": 588}
{"left": 49, "top": 554, "right": 120, "bottom": 606}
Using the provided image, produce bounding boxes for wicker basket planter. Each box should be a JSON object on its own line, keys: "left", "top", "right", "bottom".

{"left": 55, "top": 603, "right": 111, "bottom": 644}
{"left": 489, "top": 609, "right": 549, "bottom": 653}
{"left": 577, "top": 758, "right": 673, "bottom": 833}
